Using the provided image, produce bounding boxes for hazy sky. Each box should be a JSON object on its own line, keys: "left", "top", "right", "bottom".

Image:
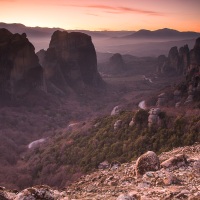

{"left": 1, "top": 0, "right": 200, "bottom": 31}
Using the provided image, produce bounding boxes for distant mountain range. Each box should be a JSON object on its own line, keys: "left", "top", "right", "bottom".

{"left": 0, "top": 22, "right": 133, "bottom": 38}
{"left": 1, "top": 22, "right": 199, "bottom": 40}
{"left": 1, "top": 22, "right": 199, "bottom": 55}
{"left": 124, "top": 28, "right": 200, "bottom": 39}
{"left": 0, "top": 22, "right": 63, "bottom": 37}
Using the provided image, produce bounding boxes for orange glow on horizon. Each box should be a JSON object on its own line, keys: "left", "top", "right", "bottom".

{"left": 0, "top": 0, "right": 200, "bottom": 32}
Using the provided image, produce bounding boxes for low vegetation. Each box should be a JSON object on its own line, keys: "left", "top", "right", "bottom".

{"left": 24, "top": 109, "right": 200, "bottom": 188}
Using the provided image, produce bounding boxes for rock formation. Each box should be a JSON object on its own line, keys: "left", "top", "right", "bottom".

{"left": 158, "top": 37, "right": 199, "bottom": 79}
{"left": 187, "top": 37, "right": 200, "bottom": 85}
{"left": 114, "top": 120, "right": 122, "bottom": 130}
{"left": 182, "top": 37, "right": 200, "bottom": 104}
{"left": 108, "top": 53, "right": 125, "bottom": 74}
{"left": 161, "top": 154, "right": 188, "bottom": 169}
{"left": 135, "top": 151, "right": 160, "bottom": 177}
{"left": 156, "top": 93, "right": 166, "bottom": 107}
{"left": 37, "top": 30, "right": 103, "bottom": 93}
{"left": 179, "top": 45, "right": 189, "bottom": 74}
{"left": 157, "top": 45, "right": 189, "bottom": 75}
{"left": 111, "top": 105, "right": 121, "bottom": 116}
{"left": 0, "top": 28, "right": 43, "bottom": 97}
{"left": 168, "top": 46, "right": 180, "bottom": 72}
{"left": 148, "top": 108, "right": 161, "bottom": 127}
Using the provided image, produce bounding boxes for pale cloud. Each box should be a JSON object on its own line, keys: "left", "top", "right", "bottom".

{"left": 66, "top": 4, "right": 164, "bottom": 16}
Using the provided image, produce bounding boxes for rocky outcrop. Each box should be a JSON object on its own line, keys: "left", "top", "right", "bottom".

{"left": 114, "top": 120, "right": 122, "bottom": 130}
{"left": 179, "top": 45, "right": 189, "bottom": 74}
{"left": 1, "top": 143, "right": 200, "bottom": 200}
{"left": 156, "top": 93, "right": 166, "bottom": 107}
{"left": 0, "top": 28, "right": 43, "bottom": 97}
{"left": 37, "top": 30, "right": 103, "bottom": 93}
{"left": 108, "top": 53, "right": 125, "bottom": 74}
{"left": 157, "top": 39, "right": 200, "bottom": 105}
{"left": 168, "top": 46, "right": 181, "bottom": 73}
{"left": 116, "top": 194, "right": 134, "bottom": 200}
{"left": 135, "top": 151, "right": 160, "bottom": 177}
{"left": 0, "top": 185, "right": 68, "bottom": 200}
{"left": 161, "top": 154, "right": 188, "bottom": 169}
{"left": 148, "top": 108, "right": 161, "bottom": 127}
{"left": 65, "top": 143, "right": 200, "bottom": 199}
{"left": 186, "top": 37, "right": 200, "bottom": 86}
{"left": 180, "top": 37, "right": 200, "bottom": 104}
{"left": 111, "top": 105, "right": 121, "bottom": 116}
{"left": 157, "top": 45, "right": 189, "bottom": 75}
{"left": 98, "top": 161, "right": 110, "bottom": 169}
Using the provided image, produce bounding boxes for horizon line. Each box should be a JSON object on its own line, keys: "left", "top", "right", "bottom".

{"left": 0, "top": 22, "right": 199, "bottom": 33}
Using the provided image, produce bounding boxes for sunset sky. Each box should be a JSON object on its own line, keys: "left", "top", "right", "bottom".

{"left": 1, "top": 0, "right": 200, "bottom": 31}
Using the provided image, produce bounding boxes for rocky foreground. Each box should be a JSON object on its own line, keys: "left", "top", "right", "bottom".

{"left": 1, "top": 143, "right": 199, "bottom": 200}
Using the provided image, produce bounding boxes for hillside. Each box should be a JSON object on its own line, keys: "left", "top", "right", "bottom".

{"left": 1, "top": 143, "right": 199, "bottom": 199}
{"left": 13, "top": 108, "right": 200, "bottom": 189}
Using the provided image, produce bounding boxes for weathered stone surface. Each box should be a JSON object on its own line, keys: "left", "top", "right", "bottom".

{"left": 37, "top": 30, "right": 103, "bottom": 93}
{"left": 162, "top": 171, "right": 180, "bottom": 185}
{"left": 189, "top": 37, "right": 200, "bottom": 69}
{"left": 98, "top": 161, "right": 110, "bottom": 169}
{"left": 168, "top": 46, "right": 181, "bottom": 73}
{"left": 14, "top": 185, "right": 68, "bottom": 200}
{"left": 129, "top": 118, "right": 134, "bottom": 127}
{"left": 186, "top": 37, "right": 200, "bottom": 93}
{"left": 157, "top": 44, "right": 190, "bottom": 75}
{"left": 114, "top": 120, "right": 122, "bottom": 130}
{"left": 0, "top": 28, "right": 43, "bottom": 97}
{"left": 116, "top": 194, "right": 135, "bottom": 200}
{"left": 135, "top": 151, "right": 160, "bottom": 177}
{"left": 179, "top": 45, "right": 189, "bottom": 74}
{"left": 161, "top": 154, "right": 188, "bottom": 169}
{"left": 111, "top": 105, "right": 121, "bottom": 116}
{"left": 148, "top": 108, "right": 161, "bottom": 127}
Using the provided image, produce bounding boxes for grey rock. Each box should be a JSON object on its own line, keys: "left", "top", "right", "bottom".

{"left": 135, "top": 151, "right": 160, "bottom": 177}
{"left": 161, "top": 154, "right": 188, "bottom": 169}
{"left": 116, "top": 194, "right": 135, "bottom": 200}
{"left": 114, "top": 120, "right": 122, "bottom": 130}
{"left": 111, "top": 105, "right": 121, "bottom": 116}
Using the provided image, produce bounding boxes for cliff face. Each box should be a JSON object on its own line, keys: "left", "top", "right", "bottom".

{"left": 38, "top": 30, "right": 103, "bottom": 93}
{"left": 157, "top": 37, "right": 200, "bottom": 105}
{"left": 189, "top": 37, "right": 200, "bottom": 71}
{"left": 157, "top": 45, "right": 189, "bottom": 75}
{"left": 179, "top": 45, "right": 189, "bottom": 74}
{"left": 0, "top": 28, "right": 43, "bottom": 97}
{"left": 186, "top": 37, "right": 200, "bottom": 91}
